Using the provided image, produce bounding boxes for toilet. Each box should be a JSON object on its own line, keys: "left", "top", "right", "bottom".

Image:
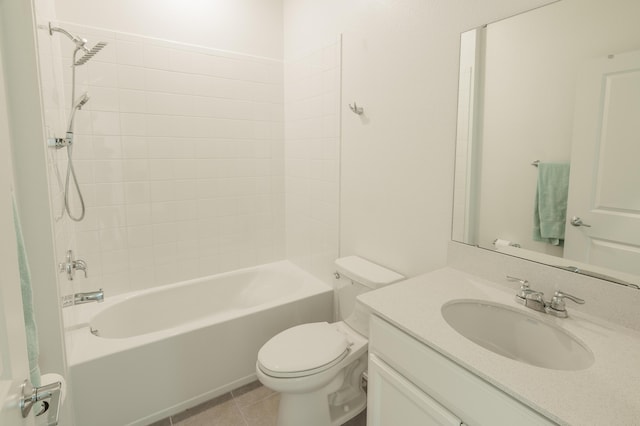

{"left": 256, "top": 256, "right": 404, "bottom": 426}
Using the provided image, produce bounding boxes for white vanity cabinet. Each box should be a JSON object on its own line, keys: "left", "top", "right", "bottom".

{"left": 367, "top": 315, "right": 557, "bottom": 426}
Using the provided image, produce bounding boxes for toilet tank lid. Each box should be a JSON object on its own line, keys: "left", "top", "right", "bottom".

{"left": 334, "top": 256, "right": 404, "bottom": 289}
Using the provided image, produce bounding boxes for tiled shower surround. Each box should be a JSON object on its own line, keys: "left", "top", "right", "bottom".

{"left": 37, "top": 21, "right": 340, "bottom": 299}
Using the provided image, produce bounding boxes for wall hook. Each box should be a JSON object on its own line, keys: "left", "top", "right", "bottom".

{"left": 349, "top": 102, "right": 364, "bottom": 115}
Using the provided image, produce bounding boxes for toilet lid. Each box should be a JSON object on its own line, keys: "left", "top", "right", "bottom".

{"left": 258, "top": 322, "right": 350, "bottom": 378}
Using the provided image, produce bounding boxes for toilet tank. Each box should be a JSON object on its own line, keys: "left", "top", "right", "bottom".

{"left": 334, "top": 256, "right": 404, "bottom": 336}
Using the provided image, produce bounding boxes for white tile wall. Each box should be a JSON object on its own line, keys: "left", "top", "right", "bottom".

{"left": 39, "top": 22, "right": 285, "bottom": 296}
{"left": 284, "top": 40, "right": 342, "bottom": 284}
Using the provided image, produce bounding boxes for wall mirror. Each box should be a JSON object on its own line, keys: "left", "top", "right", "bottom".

{"left": 452, "top": 0, "right": 640, "bottom": 289}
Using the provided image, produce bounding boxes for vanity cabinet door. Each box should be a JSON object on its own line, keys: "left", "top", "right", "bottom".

{"left": 368, "top": 354, "right": 463, "bottom": 426}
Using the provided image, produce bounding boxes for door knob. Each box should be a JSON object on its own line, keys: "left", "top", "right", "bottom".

{"left": 570, "top": 216, "right": 591, "bottom": 227}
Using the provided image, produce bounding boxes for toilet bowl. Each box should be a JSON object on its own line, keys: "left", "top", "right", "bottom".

{"left": 256, "top": 256, "right": 404, "bottom": 426}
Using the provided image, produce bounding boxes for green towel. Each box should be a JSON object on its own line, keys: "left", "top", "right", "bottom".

{"left": 12, "top": 196, "right": 41, "bottom": 387}
{"left": 533, "top": 162, "right": 570, "bottom": 246}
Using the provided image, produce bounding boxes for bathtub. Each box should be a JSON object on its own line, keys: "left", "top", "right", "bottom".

{"left": 65, "top": 261, "right": 333, "bottom": 426}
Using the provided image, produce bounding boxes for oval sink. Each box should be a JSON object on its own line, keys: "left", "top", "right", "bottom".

{"left": 441, "top": 300, "right": 594, "bottom": 371}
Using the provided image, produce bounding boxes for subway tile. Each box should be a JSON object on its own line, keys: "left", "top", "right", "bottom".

{"left": 76, "top": 230, "right": 101, "bottom": 254}
{"left": 86, "top": 86, "right": 119, "bottom": 112}
{"left": 143, "top": 44, "right": 170, "bottom": 70}
{"left": 88, "top": 62, "right": 118, "bottom": 88}
{"left": 124, "top": 182, "right": 150, "bottom": 204}
{"left": 126, "top": 225, "right": 153, "bottom": 248}
{"left": 93, "top": 135, "right": 122, "bottom": 159}
{"left": 122, "top": 159, "right": 150, "bottom": 181}
{"left": 101, "top": 249, "right": 129, "bottom": 274}
{"left": 119, "top": 89, "right": 147, "bottom": 113}
{"left": 91, "top": 111, "right": 121, "bottom": 135}
{"left": 151, "top": 202, "right": 175, "bottom": 223}
{"left": 116, "top": 41, "right": 145, "bottom": 67}
{"left": 94, "top": 183, "right": 125, "bottom": 206}
{"left": 149, "top": 159, "right": 175, "bottom": 180}
{"left": 125, "top": 203, "right": 152, "bottom": 226}
{"left": 150, "top": 181, "right": 175, "bottom": 202}
{"left": 128, "top": 246, "right": 154, "bottom": 268}
{"left": 93, "top": 160, "right": 123, "bottom": 183}
{"left": 173, "top": 158, "right": 198, "bottom": 179}
{"left": 128, "top": 267, "right": 156, "bottom": 291}
{"left": 120, "top": 113, "right": 147, "bottom": 136}
{"left": 152, "top": 222, "right": 178, "bottom": 244}
{"left": 117, "top": 65, "right": 146, "bottom": 89}
{"left": 99, "top": 227, "right": 128, "bottom": 251}
{"left": 152, "top": 242, "right": 177, "bottom": 265}
{"left": 94, "top": 205, "right": 127, "bottom": 229}
{"left": 121, "top": 136, "right": 148, "bottom": 158}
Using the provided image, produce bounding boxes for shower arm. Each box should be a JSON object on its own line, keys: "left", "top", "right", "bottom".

{"left": 48, "top": 23, "right": 89, "bottom": 53}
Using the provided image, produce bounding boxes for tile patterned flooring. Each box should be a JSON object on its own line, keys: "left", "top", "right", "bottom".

{"left": 148, "top": 381, "right": 366, "bottom": 426}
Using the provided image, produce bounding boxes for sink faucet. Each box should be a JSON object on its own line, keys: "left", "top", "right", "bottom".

{"left": 62, "top": 289, "right": 104, "bottom": 307}
{"left": 507, "top": 276, "right": 584, "bottom": 318}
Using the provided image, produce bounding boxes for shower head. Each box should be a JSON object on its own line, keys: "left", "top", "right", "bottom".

{"left": 48, "top": 22, "right": 108, "bottom": 65}
{"left": 74, "top": 42, "right": 108, "bottom": 66}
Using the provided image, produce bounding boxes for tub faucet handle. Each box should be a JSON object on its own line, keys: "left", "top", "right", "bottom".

{"left": 73, "top": 259, "right": 88, "bottom": 278}
{"left": 58, "top": 250, "right": 88, "bottom": 280}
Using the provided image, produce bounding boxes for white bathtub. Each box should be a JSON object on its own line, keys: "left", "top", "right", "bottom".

{"left": 65, "top": 261, "right": 333, "bottom": 426}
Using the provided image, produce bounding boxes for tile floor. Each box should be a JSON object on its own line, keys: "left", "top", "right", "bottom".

{"left": 148, "top": 381, "right": 367, "bottom": 426}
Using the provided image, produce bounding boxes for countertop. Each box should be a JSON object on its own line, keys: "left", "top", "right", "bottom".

{"left": 357, "top": 266, "right": 640, "bottom": 426}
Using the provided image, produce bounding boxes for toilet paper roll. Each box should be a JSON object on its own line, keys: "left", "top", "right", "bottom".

{"left": 493, "top": 239, "right": 520, "bottom": 249}
{"left": 40, "top": 373, "right": 67, "bottom": 405}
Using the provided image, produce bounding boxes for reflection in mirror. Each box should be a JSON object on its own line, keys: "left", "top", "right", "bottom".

{"left": 452, "top": 0, "right": 640, "bottom": 288}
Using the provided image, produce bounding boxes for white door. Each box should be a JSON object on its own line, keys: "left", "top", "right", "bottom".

{"left": 367, "top": 355, "right": 462, "bottom": 426}
{"left": 0, "top": 31, "right": 34, "bottom": 425}
{"left": 564, "top": 50, "right": 640, "bottom": 276}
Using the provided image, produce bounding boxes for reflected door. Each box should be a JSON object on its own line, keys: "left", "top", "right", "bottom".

{"left": 564, "top": 50, "right": 640, "bottom": 275}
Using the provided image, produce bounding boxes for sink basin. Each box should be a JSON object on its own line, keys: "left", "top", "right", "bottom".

{"left": 441, "top": 300, "right": 594, "bottom": 370}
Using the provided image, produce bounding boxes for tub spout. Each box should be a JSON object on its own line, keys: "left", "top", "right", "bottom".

{"left": 73, "top": 289, "right": 104, "bottom": 305}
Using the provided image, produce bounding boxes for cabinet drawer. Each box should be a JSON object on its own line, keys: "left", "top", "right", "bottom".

{"left": 369, "top": 315, "right": 556, "bottom": 426}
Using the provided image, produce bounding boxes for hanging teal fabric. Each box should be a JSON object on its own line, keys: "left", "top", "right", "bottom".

{"left": 12, "top": 195, "right": 41, "bottom": 387}
{"left": 533, "top": 162, "right": 570, "bottom": 246}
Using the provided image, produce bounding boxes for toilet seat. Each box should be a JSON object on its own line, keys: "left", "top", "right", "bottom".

{"left": 258, "top": 322, "right": 351, "bottom": 378}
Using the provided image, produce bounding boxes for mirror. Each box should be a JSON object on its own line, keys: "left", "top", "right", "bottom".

{"left": 453, "top": 0, "right": 640, "bottom": 288}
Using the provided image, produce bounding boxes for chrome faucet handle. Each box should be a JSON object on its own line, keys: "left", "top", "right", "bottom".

{"left": 547, "top": 290, "right": 585, "bottom": 318}
{"left": 507, "top": 276, "right": 531, "bottom": 299}
{"left": 550, "top": 290, "right": 585, "bottom": 310}
{"left": 72, "top": 259, "right": 88, "bottom": 278}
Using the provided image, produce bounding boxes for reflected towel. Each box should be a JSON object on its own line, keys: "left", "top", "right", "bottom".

{"left": 533, "top": 162, "right": 570, "bottom": 246}
{"left": 12, "top": 195, "right": 41, "bottom": 387}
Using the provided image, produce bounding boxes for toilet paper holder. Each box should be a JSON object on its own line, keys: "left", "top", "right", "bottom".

{"left": 20, "top": 379, "right": 62, "bottom": 425}
{"left": 493, "top": 238, "right": 521, "bottom": 248}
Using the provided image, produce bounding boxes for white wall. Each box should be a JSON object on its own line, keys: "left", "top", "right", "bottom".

{"left": 476, "top": 0, "right": 640, "bottom": 255}
{"left": 284, "top": 0, "right": 555, "bottom": 278}
{"left": 51, "top": 0, "right": 283, "bottom": 59}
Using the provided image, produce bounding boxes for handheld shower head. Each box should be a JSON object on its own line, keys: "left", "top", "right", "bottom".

{"left": 74, "top": 93, "right": 90, "bottom": 110}
{"left": 67, "top": 92, "right": 90, "bottom": 133}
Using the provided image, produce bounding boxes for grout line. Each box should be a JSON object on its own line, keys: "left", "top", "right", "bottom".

{"left": 231, "top": 396, "right": 251, "bottom": 426}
